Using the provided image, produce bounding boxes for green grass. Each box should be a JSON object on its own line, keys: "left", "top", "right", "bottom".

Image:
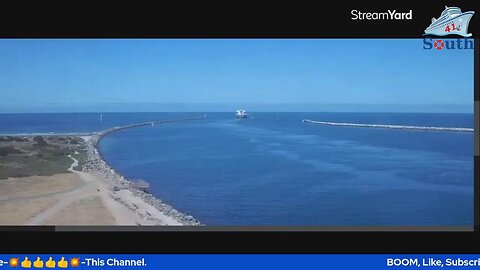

{"left": 0, "top": 135, "right": 86, "bottom": 179}
{"left": 0, "top": 154, "right": 74, "bottom": 179}
{"left": 0, "top": 146, "right": 23, "bottom": 156}
{"left": 72, "top": 149, "right": 88, "bottom": 171}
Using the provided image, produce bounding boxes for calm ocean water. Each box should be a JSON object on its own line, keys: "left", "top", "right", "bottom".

{"left": 0, "top": 112, "right": 474, "bottom": 226}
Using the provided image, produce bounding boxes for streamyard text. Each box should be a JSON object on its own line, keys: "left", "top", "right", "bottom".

{"left": 351, "top": 10, "right": 412, "bottom": 20}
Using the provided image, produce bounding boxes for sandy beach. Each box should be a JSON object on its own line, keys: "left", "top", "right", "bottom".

{"left": 0, "top": 122, "right": 202, "bottom": 226}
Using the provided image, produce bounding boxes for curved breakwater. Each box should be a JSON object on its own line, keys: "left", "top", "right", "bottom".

{"left": 83, "top": 117, "right": 205, "bottom": 225}
{"left": 302, "top": 119, "right": 474, "bottom": 133}
{"left": 96, "top": 117, "right": 206, "bottom": 141}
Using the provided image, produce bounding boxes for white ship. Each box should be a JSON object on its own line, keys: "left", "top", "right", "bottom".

{"left": 235, "top": 110, "right": 248, "bottom": 118}
{"left": 424, "top": 6, "right": 474, "bottom": 37}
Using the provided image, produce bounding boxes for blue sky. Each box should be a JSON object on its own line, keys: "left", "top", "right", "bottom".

{"left": 0, "top": 39, "right": 474, "bottom": 112}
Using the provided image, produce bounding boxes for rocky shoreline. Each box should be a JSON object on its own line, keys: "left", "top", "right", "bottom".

{"left": 82, "top": 120, "right": 203, "bottom": 226}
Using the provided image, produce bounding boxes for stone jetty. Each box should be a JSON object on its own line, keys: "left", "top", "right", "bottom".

{"left": 302, "top": 119, "right": 474, "bottom": 133}
{"left": 82, "top": 117, "right": 205, "bottom": 225}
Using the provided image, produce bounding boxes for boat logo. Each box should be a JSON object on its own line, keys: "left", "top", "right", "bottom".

{"left": 422, "top": 6, "right": 474, "bottom": 51}
{"left": 423, "top": 6, "right": 474, "bottom": 37}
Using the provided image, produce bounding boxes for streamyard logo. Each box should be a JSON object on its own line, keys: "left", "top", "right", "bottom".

{"left": 422, "top": 6, "right": 474, "bottom": 51}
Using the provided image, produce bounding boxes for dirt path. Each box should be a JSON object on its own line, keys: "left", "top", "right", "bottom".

{"left": 67, "top": 154, "right": 78, "bottom": 171}
{"left": 25, "top": 155, "right": 98, "bottom": 225}
{"left": 26, "top": 155, "right": 139, "bottom": 225}
{"left": 25, "top": 155, "right": 182, "bottom": 225}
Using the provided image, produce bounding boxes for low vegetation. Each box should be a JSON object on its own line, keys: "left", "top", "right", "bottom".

{"left": 33, "top": 136, "right": 48, "bottom": 147}
{"left": 0, "top": 146, "right": 23, "bottom": 156}
{"left": 72, "top": 150, "right": 88, "bottom": 171}
{"left": 0, "top": 136, "right": 29, "bottom": 142}
{"left": 0, "top": 135, "right": 86, "bottom": 179}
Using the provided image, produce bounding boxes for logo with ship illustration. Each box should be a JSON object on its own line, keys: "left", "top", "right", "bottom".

{"left": 424, "top": 6, "right": 474, "bottom": 37}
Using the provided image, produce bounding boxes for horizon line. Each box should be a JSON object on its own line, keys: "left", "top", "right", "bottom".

{"left": 0, "top": 111, "right": 474, "bottom": 114}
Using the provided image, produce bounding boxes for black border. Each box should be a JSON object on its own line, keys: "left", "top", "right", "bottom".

{"left": 0, "top": 1, "right": 478, "bottom": 38}
{"left": 3, "top": 231, "right": 480, "bottom": 253}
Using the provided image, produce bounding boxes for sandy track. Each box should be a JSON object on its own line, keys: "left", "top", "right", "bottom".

{"left": 20, "top": 155, "right": 183, "bottom": 225}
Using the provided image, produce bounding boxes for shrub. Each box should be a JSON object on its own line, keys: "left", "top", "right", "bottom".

{"left": 0, "top": 136, "right": 28, "bottom": 142}
{"left": 0, "top": 146, "right": 23, "bottom": 156}
{"left": 33, "top": 136, "right": 48, "bottom": 146}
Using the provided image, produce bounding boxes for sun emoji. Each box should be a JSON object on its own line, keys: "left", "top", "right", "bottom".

{"left": 70, "top": 258, "right": 80, "bottom": 267}
{"left": 9, "top": 258, "right": 19, "bottom": 267}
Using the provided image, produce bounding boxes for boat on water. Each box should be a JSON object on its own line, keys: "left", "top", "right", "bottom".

{"left": 424, "top": 6, "right": 474, "bottom": 37}
{"left": 235, "top": 110, "right": 248, "bottom": 118}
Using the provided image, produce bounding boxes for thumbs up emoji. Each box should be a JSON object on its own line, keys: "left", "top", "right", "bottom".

{"left": 57, "top": 257, "right": 67, "bottom": 269}
{"left": 45, "top": 257, "right": 55, "bottom": 268}
{"left": 33, "top": 257, "right": 43, "bottom": 268}
{"left": 21, "top": 257, "right": 32, "bottom": 268}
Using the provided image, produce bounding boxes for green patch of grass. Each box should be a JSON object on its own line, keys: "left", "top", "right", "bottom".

{"left": 69, "top": 138, "right": 80, "bottom": 144}
{"left": 34, "top": 156, "right": 73, "bottom": 175}
{"left": 0, "top": 167, "right": 30, "bottom": 179}
{"left": 33, "top": 136, "right": 48, "bottom": 147}
{"left": 0, "top": 135, "right": 87, "bottom": 179}
{"left": 72, "top": 149, "right": 88, "bottom": 171}
{"left": 0, "top": 154, "right": 74, "bottom": 179}
{"left": 0, "top": 136, "right": 29, "bottom": 142}
{"left": 0, "top": 146, "right": 23, "bottom": 156}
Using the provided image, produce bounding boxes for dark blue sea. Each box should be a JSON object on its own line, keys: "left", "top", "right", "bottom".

{"left": 0, "top": 112, "right": 474, "bottom": 226}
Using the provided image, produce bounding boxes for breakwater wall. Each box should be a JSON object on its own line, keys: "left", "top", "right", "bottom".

{"left": 302, "top": 119, "right": 474, "bottom": 133}
{"left": 95, "top": 116, "right": 206, "bottom": 144}
{"left": 85, "top": 116, "right": 206, "bottom": 226}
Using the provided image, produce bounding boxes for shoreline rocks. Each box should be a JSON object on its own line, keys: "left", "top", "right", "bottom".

{"left": 82, "top": 122, "right": 203, "bottom": 226}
